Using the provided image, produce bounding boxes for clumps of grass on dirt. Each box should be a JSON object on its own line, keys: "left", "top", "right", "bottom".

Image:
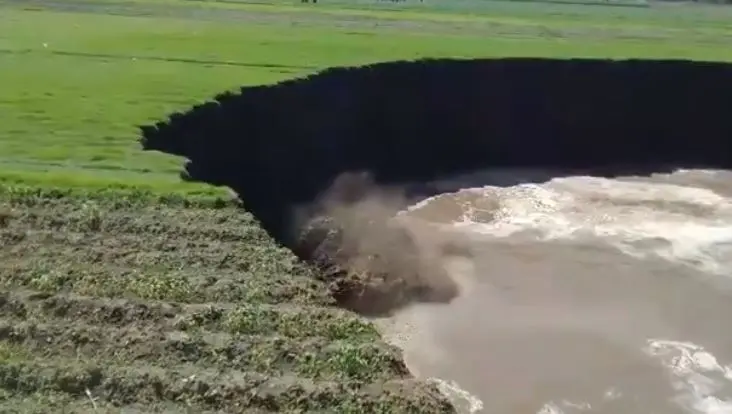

{"left": 0, "top": 207, "right": 14, "bottom": 228}
{"left": 0, "top": 185, "right": 456, "bottom": 413}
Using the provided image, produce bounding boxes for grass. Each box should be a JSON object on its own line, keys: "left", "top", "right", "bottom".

{"left": 0, "top": 189, "right": 452, "bottom": 411}
{"left": 1, "top": 0, "right": 731, "bottom": 411}
{"left": 2, "top": 0, "right": 732, "bottom": 191}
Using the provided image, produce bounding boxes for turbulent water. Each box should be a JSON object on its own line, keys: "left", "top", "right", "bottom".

{"left": 375, "top": 168, "right": 732, "bottom": 414}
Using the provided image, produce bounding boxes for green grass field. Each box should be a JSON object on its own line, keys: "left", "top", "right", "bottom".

{"left": 2, "top": 0, "right": 732, "bottom": 411}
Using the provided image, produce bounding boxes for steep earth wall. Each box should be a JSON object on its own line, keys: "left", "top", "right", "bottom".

{"left": 139, "top": 57, "right": 732, "bottom": 314}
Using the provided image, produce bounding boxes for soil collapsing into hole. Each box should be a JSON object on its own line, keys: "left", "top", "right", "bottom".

{"left": 294, "top": 172, "right": 461, "bottom": 317}
{"left": 138, "top": 57, "right": 732, "bottom": 317}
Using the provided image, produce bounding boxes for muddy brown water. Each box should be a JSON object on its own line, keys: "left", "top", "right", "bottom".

{"left": 374, "top": 168, "right": 732, "bottom": 414}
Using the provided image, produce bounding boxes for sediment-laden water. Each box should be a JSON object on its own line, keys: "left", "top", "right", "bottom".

{"left": 376, "top": 168, "right": 732, "bottom": 414}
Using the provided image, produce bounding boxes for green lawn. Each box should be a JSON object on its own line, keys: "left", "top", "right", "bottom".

{"left": 1, "top": 0, "right": 731, "bottom": 195}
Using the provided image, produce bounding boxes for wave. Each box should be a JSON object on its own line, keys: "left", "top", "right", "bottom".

{"left": 403, "top": 173, "right": 732, "bottom": 277}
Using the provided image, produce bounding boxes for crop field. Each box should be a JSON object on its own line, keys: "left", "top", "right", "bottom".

{"left": 1, "top": 0, "right": 731, "bottom": 411}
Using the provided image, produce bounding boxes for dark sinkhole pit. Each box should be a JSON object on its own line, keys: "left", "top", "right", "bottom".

{"left": 139, "top": 56, "right": 732, "bottom": 316}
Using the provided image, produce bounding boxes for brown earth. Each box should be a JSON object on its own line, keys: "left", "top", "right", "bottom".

{"left": 294, "top": 173, "right": 463, "bottom": 317}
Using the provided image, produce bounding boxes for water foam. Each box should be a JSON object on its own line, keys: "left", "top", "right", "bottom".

{"left": 409, "top": 175, "right": 732, "bottom": 276}
{"left": 537, "top": 401, "right": 567, "bottom": 413}
{"left": 537, "top": 400, "right": 592, "bottom": 414}
{"left": 529, "top": 340, "right": 732, "bottom": 414}
{"left": 536, "top": 394, "right": 621, "bottom": 414}
{"left": 429, "top": 377, "right": 484, "bottom": 414}
{"left": 645, "top": 339, "right": 732, "bottom": 413}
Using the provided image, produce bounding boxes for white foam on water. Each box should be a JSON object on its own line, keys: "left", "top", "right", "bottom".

{"left": 537, "top": 400, "right": 593, "bottom": 414}
{"left": 532, "top": 339, "right": 732, "bottom": 414}
{"left": 408, "top": 175, "right": 732, "bottom": 276}
{"left": 645, "top": 339, "right": 732, "bottom": 413}
{"left": 537, "top": 402, "right": 566, "bottom": 414}
{"left": 429, "top": 377, "right": 485, "bottom": 414}
{"left": 536, "top": 388, "right": 625, "bottom": 414}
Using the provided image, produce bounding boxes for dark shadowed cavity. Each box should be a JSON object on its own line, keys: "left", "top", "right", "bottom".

{"left": 138, "top": 56, "right": 732, "bottom": 317}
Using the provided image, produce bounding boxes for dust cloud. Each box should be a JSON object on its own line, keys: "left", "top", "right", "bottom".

{"left": 291, "top": 171, "right": 469, "bottom": 317}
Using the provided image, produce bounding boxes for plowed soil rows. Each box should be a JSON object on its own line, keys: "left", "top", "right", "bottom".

{"left": 0, "top": 187, "right": 454, "bottom": 413}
